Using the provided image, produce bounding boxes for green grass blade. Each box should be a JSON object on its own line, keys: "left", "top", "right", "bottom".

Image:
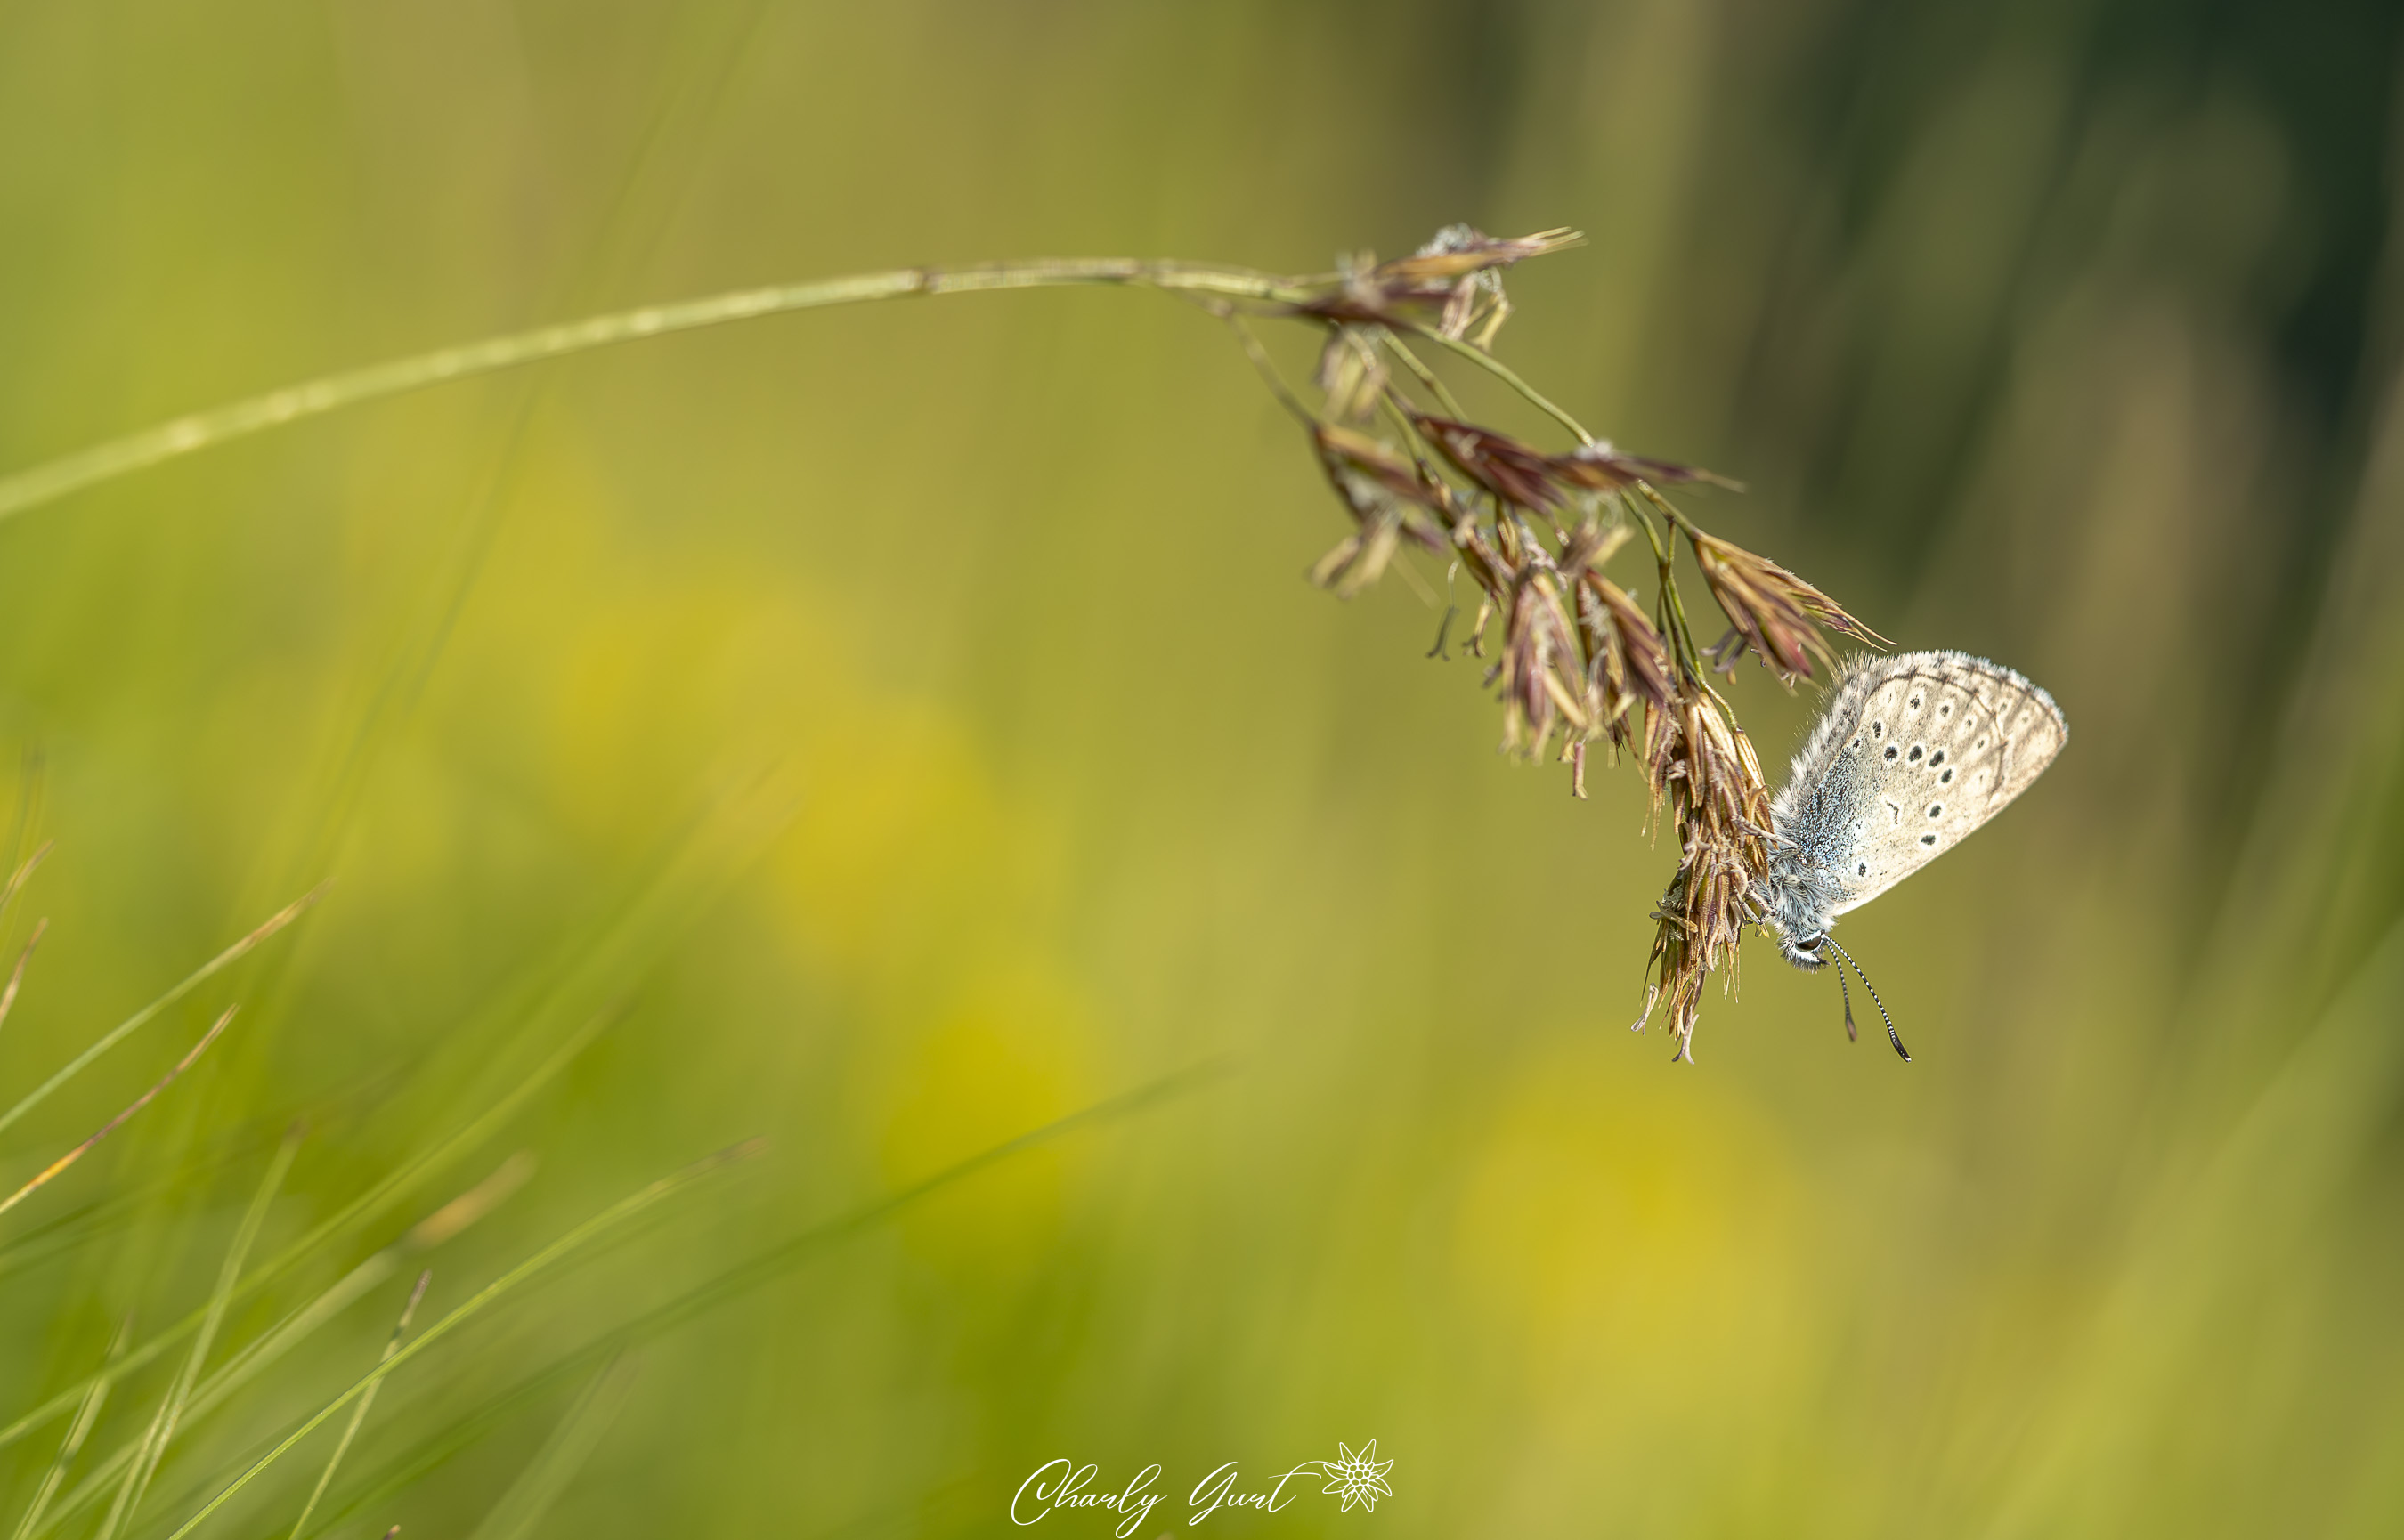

{"left": 293, "top": 1061, "right": 1228, "bottom": 1536}
{"left": 0, "top": 1006, "right": 240, "bottom": 1225}
{"left": 4, "top": 770, "right": 792, "bottom": 1469}
{"left": 0, "top": 1064, "right": 399, "bottom": 1287}
{"left": 198, "top": 1156, "right": 529, "bottom": 1432}
{"left": 0, "top": 839, "right": 54, "bottom": 1046}
{"left": 285, "top": 1270, "right": 430, "bottom": 1540}
{"left": 99, "top": 1127, "right": 299, "bottom": 1540}
{"left": 0, "top": 1192, "right": 151, "bottom": 1288}
{"left": 20, "top": 1156, "right": 531, "bottom": 1540}
{"left": 93, "top": 1378, "right": 169, "bottom": 1540}
{"left": 0, "top": 889, "right": 320, "bottom": 1145}
{"left": 0, "top": 842, "right": 53, "bottom": 944}
{"left": 160, "top": 1140, "right": 758, "bottom": 1540}
{"left": 462, "top": 1355, "right": 638, "bottom": 1540}
{"left": 0, "top": 1014, "right": 601, "bottom": 1456}
{"left": 10, "top": 1317, "right": 128, "bottom": 1540}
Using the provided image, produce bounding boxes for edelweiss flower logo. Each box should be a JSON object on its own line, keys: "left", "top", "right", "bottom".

{"left": 1319, "top": 1440, "right": 1394, "bottom": 1513}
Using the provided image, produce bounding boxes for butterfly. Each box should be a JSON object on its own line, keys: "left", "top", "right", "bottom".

{"left": 1753, "top": 650, "right": 2067, "bottom": 1059}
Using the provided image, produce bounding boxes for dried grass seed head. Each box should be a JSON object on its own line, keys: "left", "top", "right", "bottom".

{"left": 1314, "top": 326, "right": 1391, "bottom": 423}
{"left": 1417, "top": 416, "right": 1735, "bottom": 519}
{"left": 1689, "top": 530, "right": 1883, "bottom": 681}
{"left": 1296, "top": 227, "right": 1581, "bottom": 343}
{"left": 1270, "top": 225, "right": 1896, "bottom": 1063}
{"left": 1551, "top": 440, "right": 1742, "bottom": 493}
{"left": 1415, "top": 416, "right": 1567, "bottom": 512}
{"left": 1307, "top": 425, "right": 1449, "bottom": 597}
{"left": 1580, "top": 573, "right": 1676, "bottom": 734}
{"left": 1491, "top": 556, "right": 1590, "bottom": 758}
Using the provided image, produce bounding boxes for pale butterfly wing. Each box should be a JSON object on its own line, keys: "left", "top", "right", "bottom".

{"left": 1774, "top": 651, "right": 2066, "bottom": 915}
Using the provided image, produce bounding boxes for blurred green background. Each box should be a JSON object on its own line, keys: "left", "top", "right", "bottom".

{"left": 0, "top": 0, "right": 2401, "bottom": 1536}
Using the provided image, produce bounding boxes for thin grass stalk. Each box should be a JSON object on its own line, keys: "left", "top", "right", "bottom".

{"left": 25, "top": 1159, "right": 531, "bottom": 1539}
{"left": 1378, "top": 335, "right": 1468, "bottom": 421}
{"left": 0, "top": 1107, "right": 343, "bottom": 1289}
{"left": 0, "top": 889, "right": 321, "bottom": 1144}
{"left": 0, "top": 1006, "right": 240, "bottom": 1225}
{"left": 296, "top": 1060, "right": 1230, "bottom": 1538}
{"left": 0, "top": 1200, "right": 122, "bottom": 1289}
{"left": 93, "top": 1380, "right": 168, "bottom": 1540}
{"left": 0, "top": 1145, "right": 242, "bottom": 1289}
{"left": 10, "top": 1319, "right": 129, "bottom": 1540}
{"left": 205, "top": 1156, "right": 527, "bottom": 1425}
{"left": 462, "top": 1355, "right": 638, "bottom": 1540}
{"left": 0, "top": 261, "right": 1329, "bottom": 527}
{"left": 0, "top": 839, "right": 50, "bottom": 1063}
{"left": 285, "top": 1271, "right": 431, "bottom": 1540}
{"left": 0, "top": 843, "right": 52, "bottom": 941}
{"left": 1406, "top": 325, "right": 1595, "bottom": 443}
{"left": 1, "top": 765, "right": 42, "bottom": 888}
{"left": 99, "top": 1128, "right": 300, "bottom": 1540}
{"left": 161, "top": 1140, "right": 761, "bottom": 1540}
{"left": 0, "top": 1014, "right": 603, "bottom": 1455}
{"left": 0, "top": 919, "right": 48, "bottom": 1044}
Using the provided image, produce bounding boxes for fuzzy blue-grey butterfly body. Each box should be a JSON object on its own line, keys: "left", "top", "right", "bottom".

{"left": 1753, "top": 652, "right": 2067, "bottom": 1039}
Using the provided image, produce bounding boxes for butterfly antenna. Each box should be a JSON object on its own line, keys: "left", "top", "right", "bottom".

{"left": 1831, "top": 951, "right": 1858, "bottom": 1043}
{"left": 1823, "top": 936, "right": 1907, "bottom": 1062}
